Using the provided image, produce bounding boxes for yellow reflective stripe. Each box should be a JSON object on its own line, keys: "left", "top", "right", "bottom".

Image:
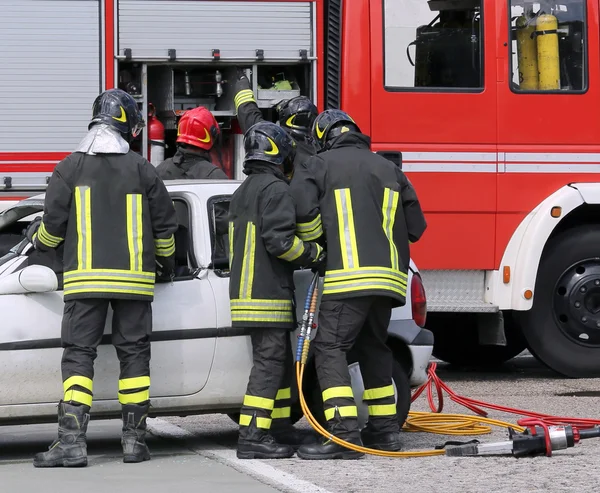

{"left": 297, "top": 227, "right": 323, "bottom": 242}
{"left": 334, "top": 189, "right": 359, "bottom": 270}
{"left": 271, "top": 407, "right": 292, "bottom": 419}
{"left": 126, "top": 194, "right": 144, "bottom": 270}
{"left": 228, "top": 221, "right": 234, "bottom": 269}
{"left": 239, "top": 414, "right": 271, "bottom": 429}
{"left": 314, "top": 243, "right": 323, "bottom": 260}
{"left": 64, "top": 281, "right": 154, "bottom": 297}
{"left": 325, "top": 266, "right": 408, "bottom": 281}
{"left": 381, "top": 188, "right": 400, "bottom": 270}
{"left": 119, "top": 376, "right": 150, "bottom": 391}
{"left": 324, "top": 405, "right": 358, "bottom": 421}
{"left": 322, "top": 386, "right": 354, "bottom": 402}
{"left": 276, "top": 388, "right": 291, "bottom": 400}
{"left": 323, "top": 281, "right": 406, "bottom": 297}
{"left": 243, "top": 395, "right": 275, "bottom": 411}
{"left": 37, "top": 222, "right": 63, "bottom": 247}
{"left": 230, "top": 299, "right": 293, "bottom": 310}
{"left": 234, "top": 89, "right": 256, "bottom": 111}
{"left": 75, "top": 186, "right": 92, "bottom": 270}
{"left": 154, "top": 235, "right": 175, "bottom": 257}
{"left": 118, "top": 389, "right": 150, "bottom": 404}
{"left": 231, "top": 311, "right": 294, "bottom": 323}
{"left": 368, "top": 404, "right": 397, "bottom": 416}
{"left": 277, "top": 236, "right": 306, "bottom": 262}
{"left": 239, "top": 222, "right": 256, "bottom": 299}
{"left": 63, "top": 376, "right": 93, "bottom": 393}
{"left": 363, "top": 385, "right": 395, "bottom": 401}
{"left": 64, "top": 389, "right": 93, "bottom": 407}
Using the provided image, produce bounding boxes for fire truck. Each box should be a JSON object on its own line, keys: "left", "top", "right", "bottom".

{"left": 0, "top": 0, "right": 599, "bottom": 377}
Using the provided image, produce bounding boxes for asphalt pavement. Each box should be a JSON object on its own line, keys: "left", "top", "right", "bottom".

{"left": 2, "top": 353, "right": 600, "bottom": 493}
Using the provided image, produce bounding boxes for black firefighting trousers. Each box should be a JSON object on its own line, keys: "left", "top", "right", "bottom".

{"left": 313, "top": 296, "right": 398, "bottom": 438}
{"left": 239, "top": 328, "right": 294, "bottom": 438}
{"left": 61, "top": 299, "right": 152, "bottom": 408}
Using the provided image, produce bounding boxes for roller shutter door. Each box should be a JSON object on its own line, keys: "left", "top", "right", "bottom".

{"left": 118, "top": 1, "right": 313, "bottom": 60}
{"left": 0, "top": 0, "right": 101, "bottom": 152}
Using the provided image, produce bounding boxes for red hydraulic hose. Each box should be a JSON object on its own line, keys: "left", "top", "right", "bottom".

{"left": 411, "top": 363, "right": 600, "bottom": 430}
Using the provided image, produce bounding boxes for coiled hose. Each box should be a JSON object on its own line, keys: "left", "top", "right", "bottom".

{"left": 293, "top": 271, "right": 600, "bottom": 458}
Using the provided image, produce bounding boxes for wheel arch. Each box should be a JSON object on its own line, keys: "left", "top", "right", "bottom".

{"left": 489, "top": 183, "right": 600, "bottom": 311}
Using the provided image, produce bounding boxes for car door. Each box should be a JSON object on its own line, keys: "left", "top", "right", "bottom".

{"left": 0, "top": 193, "right": 218, "bottom": 406}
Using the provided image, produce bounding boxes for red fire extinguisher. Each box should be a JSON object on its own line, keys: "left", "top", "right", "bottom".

{"left": 148, "top": 103, "right": 165, "bottom": 166}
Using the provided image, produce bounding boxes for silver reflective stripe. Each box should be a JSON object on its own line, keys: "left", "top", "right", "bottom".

{"left": 325, "top": 268, "right": 407, "bottom": 282}
{"left": 64, "top": 271, "right": 154, "bottom": 281}
{"left": 337, "top": 190, "right": 356, "bottom": 269}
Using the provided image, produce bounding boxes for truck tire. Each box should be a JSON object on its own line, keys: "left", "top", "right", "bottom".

{"left": 429, "top": 312, "right": 526, "bottom": 366}
{"left": 518, "top": 225, "right": 600, "bottom": 377}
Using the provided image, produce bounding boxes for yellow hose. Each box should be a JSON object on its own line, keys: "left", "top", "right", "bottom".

{"left": 296, "top": 363, "right": 526, "bottom": 458}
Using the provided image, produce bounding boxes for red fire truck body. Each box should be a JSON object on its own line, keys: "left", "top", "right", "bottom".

{"left": 1, "top": 0, "right": 599, "bottom": 376}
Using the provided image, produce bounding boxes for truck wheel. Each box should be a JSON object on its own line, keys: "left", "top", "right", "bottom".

{"left": 518, "top": 226, "right": 600, "bottom": 377}
{"left": 430, "top": 312, "right": 526, "bottom": 366}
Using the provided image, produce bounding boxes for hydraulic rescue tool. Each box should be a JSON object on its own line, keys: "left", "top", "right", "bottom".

{"left": 446, "top": 421, "right": 600, "bottom": 458}
{"left": 294, "top": 271, "right": 600, "bottom": 459}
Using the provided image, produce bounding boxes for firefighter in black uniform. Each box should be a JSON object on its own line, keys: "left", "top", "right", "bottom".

{"left": 234, "top": 73, "right": 318, "bottom": 169}
{"left": 156, "top": 106, "right": 228, "bottom": 180}
{"left": 290, "top": 110, "right": 427, "bottom": 460}
{"left": 229, "top": 121, "right": 325, "bottom": 459}
{"left": 32, "top": 89, "right": 178, "bottom": 468}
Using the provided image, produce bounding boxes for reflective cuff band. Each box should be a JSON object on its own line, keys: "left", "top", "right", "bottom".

{"left": 243, "top": 395, "right": 275, "bottom": 411}
{"left": 119, "top": 376, "right": 150, "bottom": 391}
{"left": 312, "top": 243, "right": 323, "bottom": 262}
{"left": 324, "top": 405, "right": 358, "bottom": 421}
{"left": 271, "top": 407, "right": 292, "bottom": 419}
{"left": 37, "top": 222, "right": 64, "bottom": 248}
{"left": 278, "top": 236, "right": 306, "bottom": 262}
{"left": 155, "top": 235, "right": 175, "bottom": 257}
{"left": 322, "top": 386, "right": 354, "bottom": 402}
{"left": 234, "top": 89, "right": 256, "bottom": 111}
{"left": 118, "top": 389, "right": 150, "bottom": 405}
{"left": 297, "top": 215, "right": 323, "bottom": 241}
{"left": 64, "top": 389, "right": 93, "bottom": 407}
{"left": 239, "top": 414, "right": 271, "bottom": 429}
{"left": 368, "top": 404, "right": 397, "bottom": 417}
{"left": 363, "top": 385, "right": 395, "bottom": 401}
{"left": 63, "top": 375, "right": 93, "bottom": 393}
{"left": 275, "top": 388, "right": 291, "bottom": 400}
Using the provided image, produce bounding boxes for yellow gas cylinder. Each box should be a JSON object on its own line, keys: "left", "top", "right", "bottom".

{"left": 516, "top": 15, "right": 539, "bottom": 90}
{"left": 536, "top": 14, "right": 560, "bottom": 90}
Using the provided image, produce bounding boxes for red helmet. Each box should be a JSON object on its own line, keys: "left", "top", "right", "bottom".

{"left": 176, "top": 106, "right": 220, "bottom": 150}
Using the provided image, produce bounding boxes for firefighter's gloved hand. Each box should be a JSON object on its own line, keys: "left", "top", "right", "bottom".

{"left": 155, "top": 256, "right": 175, "bottom": 283}
{"left": 310, "top": 247, "right": 327, "bottom": 277}
{"left": 235, "top": 73, "right": 252, "bottom": 93}
{"left": 24, "top": 217, "right": 42, "bottom": 248}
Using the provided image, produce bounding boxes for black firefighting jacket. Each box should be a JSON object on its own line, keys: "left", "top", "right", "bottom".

{"left": 36, "top": 151, "right": 178, "bottom": 302}
{"left": 234, "top": 79, "right": 317, "bottom": 168}
{"left": 229, "top": 162, "right": 322, "bottom": 329}
{"left": 156, "top": 146, "right": 228, "bottom": 180}
{"left": 289, "top": 132, "right": 427, "bottom": 307}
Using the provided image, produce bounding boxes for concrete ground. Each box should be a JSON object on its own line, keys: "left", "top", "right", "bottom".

{"left": 2, "top": 353, "right": 600, "bottom": 492}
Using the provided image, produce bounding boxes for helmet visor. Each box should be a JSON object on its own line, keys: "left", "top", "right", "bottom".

{"left": 131, "top": 118, "right": 146, "bottom": 138}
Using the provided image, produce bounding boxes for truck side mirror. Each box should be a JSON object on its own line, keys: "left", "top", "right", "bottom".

{"left": 376, "top": 151, "right": 403, "bottom": 170}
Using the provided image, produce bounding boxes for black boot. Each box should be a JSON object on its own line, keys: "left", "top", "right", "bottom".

{"left": 237, "top": 414, "right": 295, "bottom": 459}
{"left": 361, "top": 422, "right": 402, "bottom": 451}
{"left": 33, "top": 401, "right": 90, "bottom": 468}
{"left": 297, "top": 411, "right": 364, "bottom": 460}
{"left": 121, "top": 403, "right": 151, "bottom": 463}
{"left": 270, "top": 421, "right": 318, "bottom": 450}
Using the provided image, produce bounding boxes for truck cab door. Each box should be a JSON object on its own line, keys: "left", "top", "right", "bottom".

{"left": 364, "top": 0, "right": 499, "bottom": 271}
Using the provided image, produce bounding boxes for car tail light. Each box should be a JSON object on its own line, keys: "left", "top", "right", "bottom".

{"left": 411, "top": 272, "right": 427, "bottom": 328}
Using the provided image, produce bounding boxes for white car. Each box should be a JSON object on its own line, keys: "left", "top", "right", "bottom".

{"left": 0, "top": 181, "right": 433, "bottom": 428}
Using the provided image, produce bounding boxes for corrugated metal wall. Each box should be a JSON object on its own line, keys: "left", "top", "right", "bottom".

{"left": 0, "top": 0, "right": 101, "bottom": 152}
{"left": 118, "top": 1, "right": 313, "bottom": 59}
